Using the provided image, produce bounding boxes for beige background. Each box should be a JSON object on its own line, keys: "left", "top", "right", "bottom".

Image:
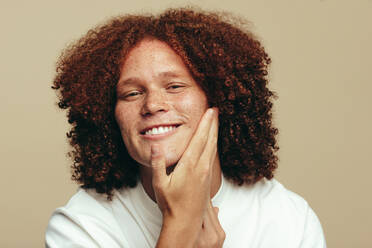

{"left": 1, "top": 0, "right": 371, "bottom": 247}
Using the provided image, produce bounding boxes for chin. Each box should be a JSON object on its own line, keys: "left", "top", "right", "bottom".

{"left": 164, "top": 153, "right": 181, "bottom": 168}
{"left": 133, "top": 144, "right": 184, "bottom": 168}
{"left": 132, "top": 153, "right": 180, "bottom": 169}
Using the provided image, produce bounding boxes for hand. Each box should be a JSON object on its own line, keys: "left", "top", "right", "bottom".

{"left": 194, "top": 201, "right": 226, "bottom": 248}
{"left": 151, "top": 108, "right": 221, "bottom": 247}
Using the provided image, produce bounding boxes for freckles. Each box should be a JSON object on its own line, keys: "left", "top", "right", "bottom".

{"left": 115, "top": 105, "right": 137, "bottom": 134}
{"left": 177, "top": 94, "right": 207, "bottom": 121}
{"left": 182, "top": 98, "right": 198, "bottom": 112}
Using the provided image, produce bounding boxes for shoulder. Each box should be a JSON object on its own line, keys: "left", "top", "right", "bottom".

{"left": 59, "top": 188, "right": 114, "bottom": 215}
{"left": 46, "top": 188, "right": 130, "bottom": 248}
{"left": 223, "top": 178, "right": 327, "bottom": 247}
{"left": 256, "top": 178, "right": 327, "bottom": 247}
{"left": 255, "top": 178, "right": 310, "bottom": 216}
{"left": 226, "top": 177, "right": 310, "bottom": 214}
{"left": 252, "top": 178, "right": 324, "bottom": 229}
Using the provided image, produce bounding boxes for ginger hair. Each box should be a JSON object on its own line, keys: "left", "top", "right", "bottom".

{"left": 52, "top": 7, "right": 279, "bottom": 198}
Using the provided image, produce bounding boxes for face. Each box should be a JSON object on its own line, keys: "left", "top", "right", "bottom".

{"left": 115, "top": 39, "right": 208, "bottom": 167}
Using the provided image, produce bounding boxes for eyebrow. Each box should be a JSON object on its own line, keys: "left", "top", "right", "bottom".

{"left": 118, "top": 71, "right": 183, "bottom": 86}
{"left": 117, "top": 77, "right": 141, "bottom": 86}
{"left": 158, "top": 71, "right": 182, "bottom": 78}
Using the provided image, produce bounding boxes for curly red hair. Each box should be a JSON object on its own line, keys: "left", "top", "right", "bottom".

{"left": 52, "top": 7, "right": 279, "bottom": 198}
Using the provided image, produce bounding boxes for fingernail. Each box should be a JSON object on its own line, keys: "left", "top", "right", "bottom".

{"left": 207, "top": 108, "right": 215, "bottom": 116}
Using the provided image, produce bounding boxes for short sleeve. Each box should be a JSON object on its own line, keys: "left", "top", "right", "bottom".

{"left": 45, "top": 208, "right": 128, "bottom": 248}
{"left": 299, "top": 206, "right": 327, "bottom": 248}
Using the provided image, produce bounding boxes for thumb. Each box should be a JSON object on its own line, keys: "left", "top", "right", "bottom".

{"left": 151, "top": 144, "right": 167, "bottom": 187}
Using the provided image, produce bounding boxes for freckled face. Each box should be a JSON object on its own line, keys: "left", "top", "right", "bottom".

{"left": 115, "top": 39, "right": 208, "bottom": 167}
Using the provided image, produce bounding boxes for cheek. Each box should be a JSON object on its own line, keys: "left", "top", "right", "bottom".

{"left": 178, "top": 93, "right": 208, "bottom": 123}
{"left": 115, "top": 104, "right": 136, "bottom": 138}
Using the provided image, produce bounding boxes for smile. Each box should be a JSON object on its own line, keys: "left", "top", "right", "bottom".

{"left": 141, "top": 124, "right": 181, "bottom": 136}
{"left": 146, "top": 125, "right": 176, "bottom": 135}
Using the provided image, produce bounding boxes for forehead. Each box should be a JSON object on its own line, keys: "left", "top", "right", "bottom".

{"left": 119, "top": 39, "right": 193, "bottom": 82}
{"left": 123, "top": 39, "right": 182, "bottom": 65}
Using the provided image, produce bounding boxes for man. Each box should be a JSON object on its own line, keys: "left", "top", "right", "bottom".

{"left": 46, "top": 8, "right": 326, "bottom": 247}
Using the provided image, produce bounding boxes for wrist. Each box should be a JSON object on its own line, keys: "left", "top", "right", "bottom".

{"left": 156, "top": 215, "right": 202, "bottom": 248}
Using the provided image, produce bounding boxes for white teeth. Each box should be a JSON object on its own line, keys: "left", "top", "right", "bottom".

{"left": 152, "top": 127, "right": 158, "bottom": 134}
{"left": 145, "top": 126, "right": 176, "bottom": 135}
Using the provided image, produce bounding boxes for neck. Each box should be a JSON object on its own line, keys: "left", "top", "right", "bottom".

{"left": 140, "top": 155, "right": 222, "bottom": 202}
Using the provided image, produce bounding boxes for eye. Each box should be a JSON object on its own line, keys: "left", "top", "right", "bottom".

{"left": 127, "top": 91, "right": 141, "bottom": 97}
{"left": 118, "top": 90, "right": 143, "bottom": 101}
{"left": 166, "top": 83, "right": 186, "bottom": 92}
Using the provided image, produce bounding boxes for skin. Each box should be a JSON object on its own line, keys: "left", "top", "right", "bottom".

{"left": 115, "top": 38, "right": 225, "bottom": 247}
{"left": 116, "top": 38, "right": 209, "bottom": 168}
{"left": 152, "top": 109, "right": 225, "bottom": 248}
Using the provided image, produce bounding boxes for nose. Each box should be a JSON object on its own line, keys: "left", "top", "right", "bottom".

{"left": 141, "top": 90, "right": 169, "bottom": 116}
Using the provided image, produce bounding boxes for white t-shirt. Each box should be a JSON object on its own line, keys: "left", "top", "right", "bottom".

{"left": 46, "top": 175, "right": 326, "bottom": 247}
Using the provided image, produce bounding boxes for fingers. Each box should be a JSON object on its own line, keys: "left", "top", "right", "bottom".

{"left": 150, "top": 144, "right": 167, "bottom": 187}
{"left": 177, "top": 108, "right": 218, "bottom": 171}
{"left": 198, "top": 108, "right": 219, "bottom": 172}
{"left": 209, "top": 110, "right": 219, "bottom": 163}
